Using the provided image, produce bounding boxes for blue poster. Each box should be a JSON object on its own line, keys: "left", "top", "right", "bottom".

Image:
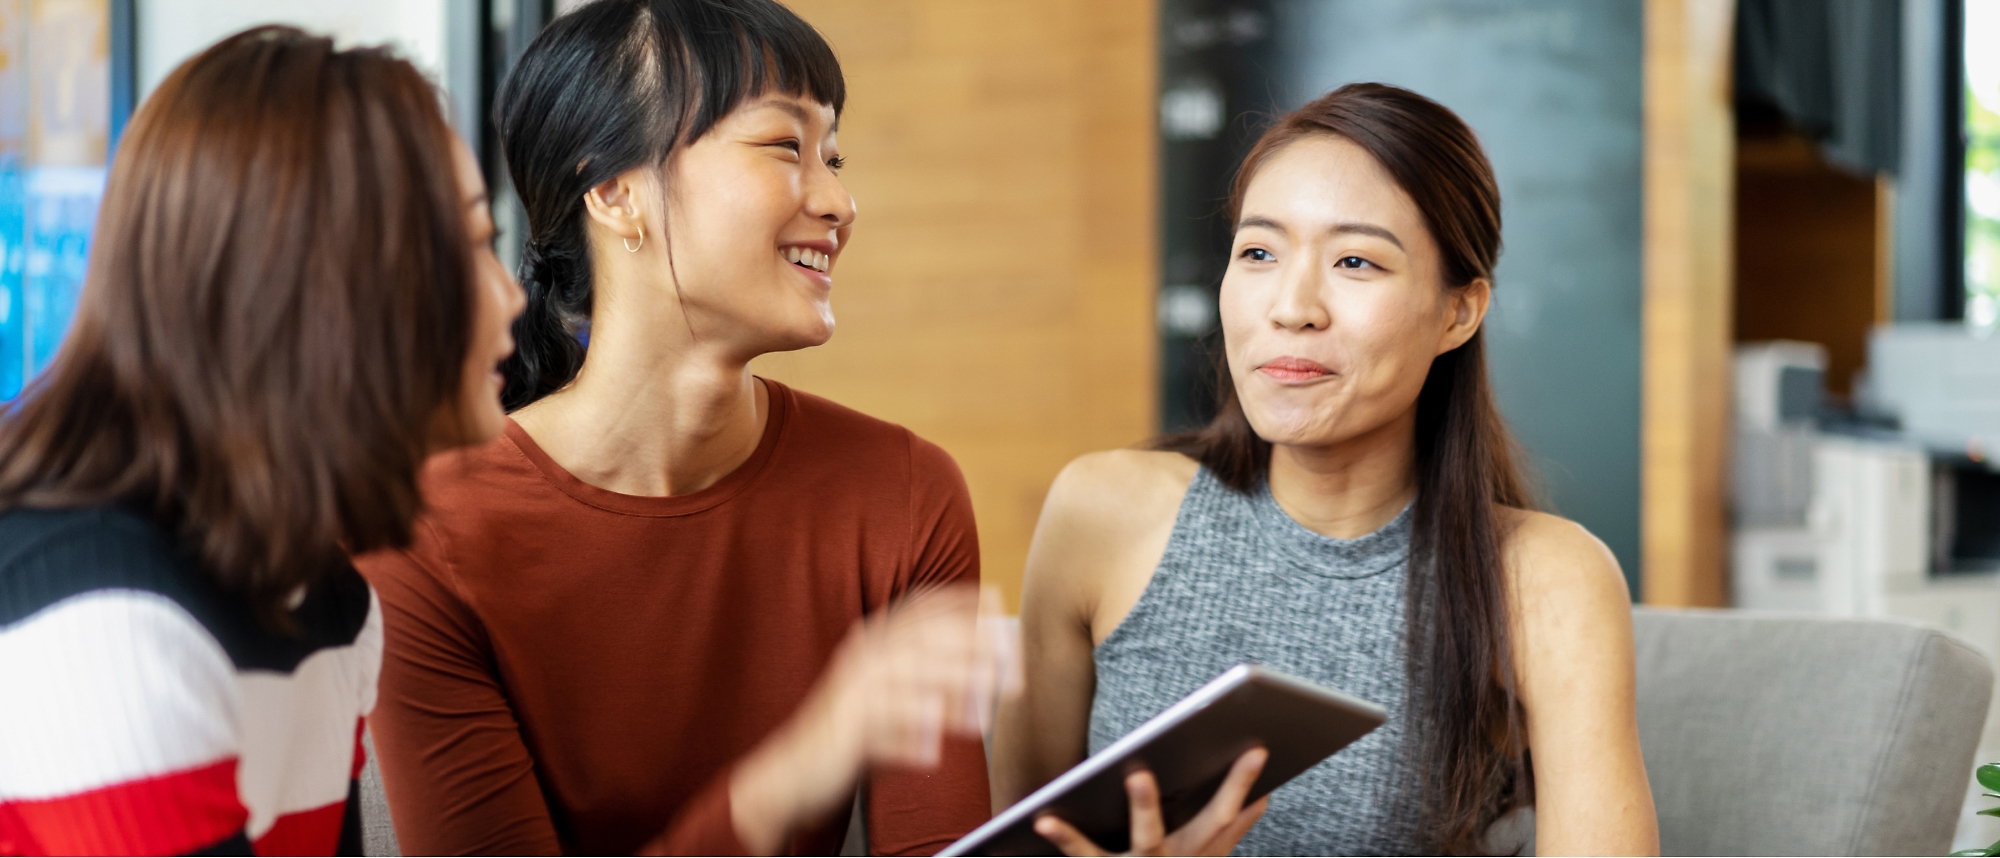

{"left": 0, "top": 157, "right": 22, "bottom": 397}
{"left": 24, "top": 166, "right": 101, "bottom": 377}
{"left": 0, "top": 0, "right": 110, "bottom": 399}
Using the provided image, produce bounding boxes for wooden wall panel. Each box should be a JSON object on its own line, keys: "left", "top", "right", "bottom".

{"left": 755, "top": 0, "right": 1159, "bottom": 609}
{"left": 1733, "top": 133, "right": 1885, "bottom": 397}
{"left": 1641, "top": 0, "right": 1735, "bottom": 607}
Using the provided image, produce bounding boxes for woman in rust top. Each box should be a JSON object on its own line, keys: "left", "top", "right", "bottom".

{"left": 352, "top": 1, "right": 1002, "bottom": 855}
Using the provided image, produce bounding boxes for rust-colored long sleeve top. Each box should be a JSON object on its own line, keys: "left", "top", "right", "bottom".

{"left": 354, "top": 380, "right": 991, "bottom": 856}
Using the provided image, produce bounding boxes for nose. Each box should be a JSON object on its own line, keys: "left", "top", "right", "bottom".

{"left": 806, "top": 161, "right": 857, "bottom": 231}
{"left": 1267, "top": 252, "right": 1329, "bottom": 332}
{"left": 505, "top": 266, "right": 528, "bottom": 320}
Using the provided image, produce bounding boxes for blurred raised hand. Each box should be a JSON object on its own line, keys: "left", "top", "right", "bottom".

{"left": 727, "top": 585, "right": 1020, "bottom": 854}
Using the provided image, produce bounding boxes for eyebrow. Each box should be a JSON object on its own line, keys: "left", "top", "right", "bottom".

{"left": 1236, "top": 215, "right": 1405, "bottom": 250}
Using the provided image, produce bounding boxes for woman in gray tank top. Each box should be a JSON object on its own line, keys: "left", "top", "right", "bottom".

{"left": 992, "top": 84, "right": 1658, "bottom": 856}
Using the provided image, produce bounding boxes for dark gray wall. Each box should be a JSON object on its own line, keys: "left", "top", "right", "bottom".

{"left": 1268, "top": 0, "right": 1646, "bottom": 588}
{"left": 1895, "top": 0, "right": 1952, "bottom": 322}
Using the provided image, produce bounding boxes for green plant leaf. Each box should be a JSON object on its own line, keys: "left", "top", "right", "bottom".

{"left": 1948, "top": 850, "right": 1986, "bottom": 856}
{"left": 1977, "top": 764, "right": 2000, "bottom": 793}
{"left": 1978, "top": 808, "right": 2000, "bottom": 817}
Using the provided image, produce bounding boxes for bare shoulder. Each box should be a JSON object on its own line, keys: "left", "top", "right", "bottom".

{"left": 1045, "top": 449, "right": 1200, "bottom": 524}
{"left": 1498, "top": 508, "right": 1638, "bottom": 718}
{"left": 1497, "top": 507, "right": 1633, "bottom": 614}
{"left": 1027, "top": 449, "right": 1199, "bottom": 623}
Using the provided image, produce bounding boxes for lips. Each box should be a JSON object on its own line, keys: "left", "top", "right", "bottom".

{"left": 1257, "top": 356, "right": 1333, "bottom": 382}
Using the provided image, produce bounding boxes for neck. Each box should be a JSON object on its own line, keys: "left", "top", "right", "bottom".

{"left": 510, "top": 289, "right": 767, "bottom": 497}
{"left": 1265, "top": 409, "right": 1418, "bottom": 539}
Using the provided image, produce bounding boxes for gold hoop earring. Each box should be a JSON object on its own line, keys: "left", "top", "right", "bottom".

{"left": 623, "top": 225, "right": 645, "bottom": 253}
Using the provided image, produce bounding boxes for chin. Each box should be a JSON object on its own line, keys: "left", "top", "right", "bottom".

{"left": 756, "top": 324, "right": 833, "bottom": 355}
{"left": 465, "top": 415, "right": 507, "bottom": 446}
{"left": 788, "top": 304, "right": 836, "bottom": 348}
{"left": 1241, "top": 404, "right": 1343, "bottom": 448}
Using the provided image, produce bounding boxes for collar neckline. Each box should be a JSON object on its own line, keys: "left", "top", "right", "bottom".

{"left": 501, "top": 378, "right": 792, "bottom": 518}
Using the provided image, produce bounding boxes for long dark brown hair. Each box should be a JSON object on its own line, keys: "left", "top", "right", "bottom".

{"left": 1158, "top": 82, "right": 1535, "bottom": 853}
{"left": 0, "top": 27, "right": 474, "bottom": 630}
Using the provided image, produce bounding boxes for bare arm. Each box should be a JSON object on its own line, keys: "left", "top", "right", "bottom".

{"left": 989, "top": 460, "right": 1112, "bottom": 810}
{"left": 1504, "top": 511, "right": 1659, "bottom": 856}
{"left": 989, "top": 451, "right": 1195, "bottom": 811}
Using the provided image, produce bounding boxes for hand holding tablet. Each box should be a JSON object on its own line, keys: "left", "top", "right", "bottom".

{"left": 1032, "top": 746, "right": 1273, "bottom": 857}
{"left": 943, "top": 664, "right": 1386, "bottom": 856}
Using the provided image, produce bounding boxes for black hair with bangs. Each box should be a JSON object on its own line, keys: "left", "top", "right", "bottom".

{"left": 495, "top": 0, "right": 845, "bottom": 409}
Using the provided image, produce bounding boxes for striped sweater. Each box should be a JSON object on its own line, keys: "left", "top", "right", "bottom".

{"left": 0, "top": 506, "right": 380, "bottom": 856}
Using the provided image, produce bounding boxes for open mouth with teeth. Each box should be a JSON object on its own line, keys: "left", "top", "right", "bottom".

{"left": 783, "top": 246, "right": 831, "bottom": 274}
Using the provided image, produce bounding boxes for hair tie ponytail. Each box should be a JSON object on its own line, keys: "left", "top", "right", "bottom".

{"left": 499, "top": 237, "right": 587, "bottom": 411}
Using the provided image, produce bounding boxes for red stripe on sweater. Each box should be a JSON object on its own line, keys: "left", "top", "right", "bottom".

{"left": 0, "top": 758, "right": 245, "bottom": 856}
{"left": 351, "top": 719, "right": 367, "bottom": 780}
{"left": 252, "top": 800, "right": 346, "bottom": 857}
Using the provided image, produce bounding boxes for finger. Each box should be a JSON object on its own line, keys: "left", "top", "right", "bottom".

{"left": 1213, "top": 747, "right": 1268, "bottom": 811}
{"left": 1034, "top": 814, "right": 1109, "bottom": 857}
{"left": 1125, "top": 769, "right": 1165, "bottom": 854}
{"left": 885, "top": 692, "right": 946, "bottom": 757}
{"left": 1180, "top": 746, "right": 1269, "bottom": 843}
{"left": 891, "top": 627, "right": 985, "bottom": 733}
{"left": 1192, "top": 744, "right": 1256, "bottom": 824}
{"left": 978, "top": 586, "right": 1025, "bottom": 698}
{"left": 889, "top": 651, "right": 982, "bottom": 736}
{"left": 893, "top": 584, "right": 979, "bottom": 625}
{"left": 885, "top": 617, "right": 979, "bottom": 686}
{"left": 1196, "top": 795, "right": 1269, "bottom": 857}
{"left": 979, "top": 583, "right": 1006, "bottom": 617}
{"left": 872, "top": 620, "right": 975, "bottom": 682}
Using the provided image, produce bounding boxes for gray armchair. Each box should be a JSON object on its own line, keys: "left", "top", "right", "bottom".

{"left": 1634, "top": 608, "right": 1993, "bottom": 856}
{"left": 360, "top": 733, "right": 399, "bottom": 857}
{"left": 361, "top": 608, "right": 1996, "bottom": 856}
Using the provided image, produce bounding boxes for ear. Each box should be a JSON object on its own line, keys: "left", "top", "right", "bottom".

{"left": 581, "top": 168, "right": 649, "bottom": 244}
{"left": 1436, "top": 277, "right": 1491, "bottom": 355}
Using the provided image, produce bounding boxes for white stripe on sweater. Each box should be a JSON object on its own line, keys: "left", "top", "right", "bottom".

{"left": 238, "top": 591, "right": 380, "bottom": 838}
{"left": 0, "top": 590, "right": 240, "bottom": 800}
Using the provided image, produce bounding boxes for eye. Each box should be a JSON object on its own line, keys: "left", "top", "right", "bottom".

{"left": 827, "top": 155, "right": 846, "bottom": 172}
{"left": 772, "top": 139, "right": 802, "bottom": 155}
{"left": 1334, "top": 255, "right": 1372, "bottom": 270}
{"left": 1238, "top": 247, "right": 1274, "bottom": 262}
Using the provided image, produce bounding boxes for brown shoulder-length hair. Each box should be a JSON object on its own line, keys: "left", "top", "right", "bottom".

{"left": 1158, "top": 82, "right": 1535, "bottom": 854}
{"left": 0, "top": 27, "right": 473, "bottom": 630}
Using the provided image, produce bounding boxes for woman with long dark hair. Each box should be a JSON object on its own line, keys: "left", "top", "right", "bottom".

{"left": 992, "top": 83, "right": 1659, "bottom": 855}
{"left": 0, "top": 27, "right": 522, "bottom": 855}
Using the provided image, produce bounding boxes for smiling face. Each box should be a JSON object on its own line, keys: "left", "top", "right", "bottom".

{"left": 599, "top": 93, "right": 854, "bottom": 359}
{"left": 1219, "top": 134, "right": 1488, "bottom": 450}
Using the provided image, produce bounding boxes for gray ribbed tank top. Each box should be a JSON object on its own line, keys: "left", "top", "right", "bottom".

{"left": 1088, "top": 467, "right": 1423, "bottom": 856}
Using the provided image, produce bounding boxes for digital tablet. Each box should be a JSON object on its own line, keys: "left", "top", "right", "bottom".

{"left": 939, "top": 663, "right": 1385, "bottom": 856}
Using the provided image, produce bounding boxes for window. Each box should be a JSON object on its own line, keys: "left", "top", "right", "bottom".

{"left": 1966, "top": 0, "right": 2000, "bottom": 329}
